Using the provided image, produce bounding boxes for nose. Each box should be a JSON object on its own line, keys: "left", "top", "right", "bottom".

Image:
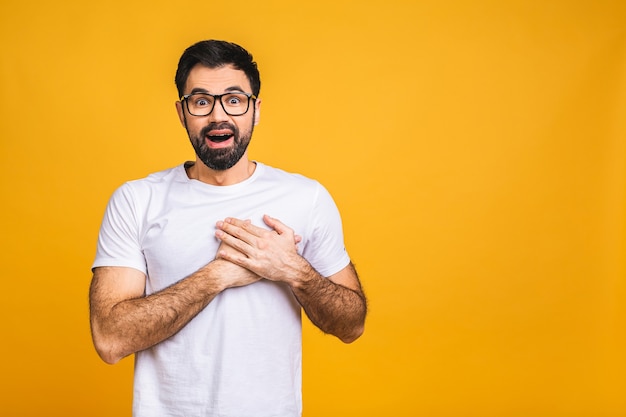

{"left": 208, "top": 98, "right": 229, "bottom": 122}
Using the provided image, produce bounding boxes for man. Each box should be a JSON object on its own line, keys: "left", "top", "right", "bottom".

{"left": 89, "top": 40, "right": 367, "bottom": 417}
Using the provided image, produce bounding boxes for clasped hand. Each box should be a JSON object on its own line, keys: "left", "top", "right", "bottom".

{"left": 215, "top": 215, "right": 304, "bottom": 283}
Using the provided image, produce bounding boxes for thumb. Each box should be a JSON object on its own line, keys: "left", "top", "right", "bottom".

{"left": 263, "top": 214, "right": 290, "bottom": 235}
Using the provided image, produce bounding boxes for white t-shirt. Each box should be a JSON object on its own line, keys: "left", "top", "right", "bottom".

{"left": 92, "top": 162, "right": 350, "bottom": 417}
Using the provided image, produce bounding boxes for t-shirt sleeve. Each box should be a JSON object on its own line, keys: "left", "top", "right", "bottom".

{"left": 301, "top": 183, "right": 351, "bottom": 278}
{"left": 92, "top": 183, "right": 147, "bottom": 274}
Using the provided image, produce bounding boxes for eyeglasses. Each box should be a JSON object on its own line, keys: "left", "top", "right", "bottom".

{"left": 181, "top": 91, "right": 257, "bottom": 116}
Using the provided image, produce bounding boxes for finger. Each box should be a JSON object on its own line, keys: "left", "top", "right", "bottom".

{"left": 217, "top": 247, "right": 253, "bottom": 270}
{"left": 216, "top": 240, "right": 247, "bottom": 259}
{"left": 220, "top": 218, "right": 265, "bottom": 237}
{"left": 219, "top": 217, "right": 248, "bottom": 228}
{"left": 216, "top": 246, "right": 243, "bottom": 263}
{"left": 216, "top": 220, "right": 254, "bottom": 245}
{"left": 263, "top": 215, "right": 293, "bottom": 236}
{"left": 215, "top": 229, "right": 251, "bottom": 253}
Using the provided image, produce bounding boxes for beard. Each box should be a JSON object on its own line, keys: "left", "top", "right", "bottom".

{"left": 186, "top": 119, "right": 254, "bottom": 171}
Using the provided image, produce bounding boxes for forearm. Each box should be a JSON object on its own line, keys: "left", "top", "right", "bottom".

{"left": 291, "top": 262, "right": 367, "bottom": 343}
{"left": 90, "top": 260, "right": 249, "bottom": 364}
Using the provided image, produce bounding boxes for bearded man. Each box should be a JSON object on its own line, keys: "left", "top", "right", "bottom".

{"left": 89, "top": 39, "right": 367, "bottom": 417}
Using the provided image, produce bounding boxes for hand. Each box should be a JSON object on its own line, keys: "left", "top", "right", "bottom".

{"left": 215, "top": 215, "right": 308, "bottom": 283}
{"left": 208, "top": 240, "right": 262, "bottom": 289}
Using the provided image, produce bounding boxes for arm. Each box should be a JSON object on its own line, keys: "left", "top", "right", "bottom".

{"left": 290, "top": 260, "right": 366, "bottom": 343}
{"left": 215, "top": 215, "right": 367, "bottom": 343}
{"left": 89, "top": 253, "right": 259, "bottom": 364}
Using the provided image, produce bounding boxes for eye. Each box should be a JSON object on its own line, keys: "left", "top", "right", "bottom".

{"left": 192, "top": 95, "right": 213, "bottom": 107}
{"left": 225, "top": 95, "right": 243, "bottom": 105}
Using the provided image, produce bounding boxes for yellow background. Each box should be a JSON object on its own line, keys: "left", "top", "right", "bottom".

{"left": 1, "top": 1, "right": 625, "bottom": 416}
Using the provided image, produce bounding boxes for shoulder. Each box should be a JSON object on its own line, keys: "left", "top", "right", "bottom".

{"left": 104, "top": 165, "right": 187, "bottom": 214}
{"left": 256, "top": 162, "right": 322, "bottom": 190}
{"left": 254, "top": 163, "right": 339, "bottom": 217}
{"left": 114, "top": 164, "right": 186, "bottom": 195}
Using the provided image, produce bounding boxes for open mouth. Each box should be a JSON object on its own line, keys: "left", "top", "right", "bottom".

{"left": 204, "top": 125, "right": 235, "bottom": 144}
{"left": 207, "top": 134, "right": 233, "bottom": 143}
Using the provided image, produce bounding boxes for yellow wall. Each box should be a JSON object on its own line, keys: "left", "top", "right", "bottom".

{"left": 1, "top": 1, "right": 624, "bottom": 416}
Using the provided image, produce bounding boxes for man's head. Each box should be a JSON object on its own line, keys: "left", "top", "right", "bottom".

{"left": 175, "top": 40, "right": 261, "bottom": 172}
{"left": 175, "top": 40, "right": 261, "bottom": 99}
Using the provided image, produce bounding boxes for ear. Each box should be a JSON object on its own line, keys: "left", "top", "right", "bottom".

{"left": 175, "top": 101, "right": 186, "bottom": 127}
{"left": 253, "top": 98, "right": 261, "bottom": 126}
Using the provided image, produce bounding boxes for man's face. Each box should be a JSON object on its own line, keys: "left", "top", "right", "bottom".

{"left": 176, "top": 64, "right": 260, "bottom": 171}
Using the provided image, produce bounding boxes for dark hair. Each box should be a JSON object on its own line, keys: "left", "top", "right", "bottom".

{"left": 175, "top": 40, "right": 261, "bottom": 98}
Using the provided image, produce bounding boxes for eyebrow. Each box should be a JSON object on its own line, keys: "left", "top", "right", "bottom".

{"left": 189, "top": 86, "right": 248, "bottom": 95}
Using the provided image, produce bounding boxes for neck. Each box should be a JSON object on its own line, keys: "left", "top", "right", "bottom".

{"left": 186, "top": 156, "right": 256, "bottom": 186}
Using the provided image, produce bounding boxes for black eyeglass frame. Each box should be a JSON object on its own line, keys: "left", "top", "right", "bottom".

{"left": 180, "top": 91, "right": 257, "bottom": 116}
